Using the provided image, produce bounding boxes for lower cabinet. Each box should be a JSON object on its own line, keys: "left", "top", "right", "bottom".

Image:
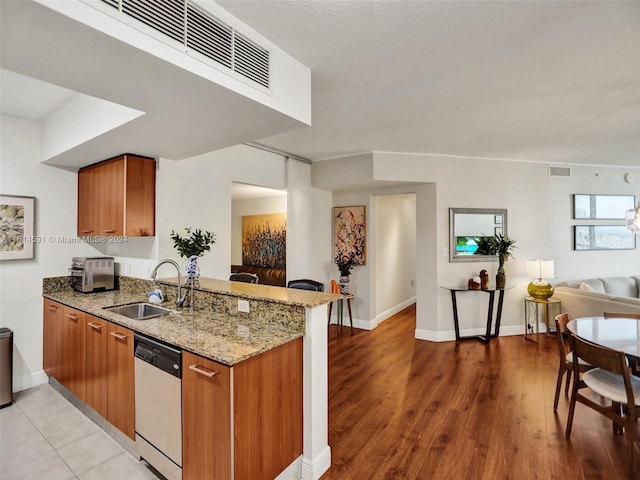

{"left": 107, "top": 323, "right": 135, "bottom": 440}
{"left": 43, "top": 300, "right": 63, "bottom": 380}
{"left": 182, "top": 338, "right": 303, "bottom": 480}
{"left": 42, "top": 300, "right": 134, "bottom": 440}
{"left": 61, "top": 306, "right": 86, "bottom": 402}
{"left": 85, "top": 315, "right": 108, "bottom": 419}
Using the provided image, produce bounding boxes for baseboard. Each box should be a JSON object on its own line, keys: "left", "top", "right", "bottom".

{"left": 374, "top": 297, "right": 416, "bottom": 327}
{"left": 415, "top": 323, "right": 533, "bottom": 342}
{"left": 13, "top": 370, "right": 48, "bottom": 392}
{"left": 274, "top": 456, "right": 302, "bottom": 480}
{"left": 301, "top": 446, "right": 331, "bottom": 480}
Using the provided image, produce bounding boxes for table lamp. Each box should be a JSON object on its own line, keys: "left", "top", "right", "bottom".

{"left": 626, "top": 201, "right": 640, "bottom": 234}
{"left": 526, "top": 260, "right": 555, "bottom": 299}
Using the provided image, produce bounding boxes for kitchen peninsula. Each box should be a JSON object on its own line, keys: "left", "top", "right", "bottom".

{"left": 43, "top": 275, "right": 339, "bottom": 480}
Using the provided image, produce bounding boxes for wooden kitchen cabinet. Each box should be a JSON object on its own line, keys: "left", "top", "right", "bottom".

{"left": 61, "top": 306, "right": 86, "bottom": 402}
{"left": 85, "top": 315, "right": 108, "bottom": 419}
{"left": 107, "top": 323, "right": 135, "bottom": 440}
{"left": 43, "top": 300, "right": 63, "bottom": 380}
{"left": 77, "top": 154, "right": 155, "bottom": 237}
{"left": 182, "top": 351, "right": 232, "bottom": 480}
{"left": 182, "top": 338, "right": 303, "bottom": 480}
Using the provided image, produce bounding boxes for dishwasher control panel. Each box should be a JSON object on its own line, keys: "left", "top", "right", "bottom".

{"left": 134, "top": 334, "right": 181, "bottom": 378}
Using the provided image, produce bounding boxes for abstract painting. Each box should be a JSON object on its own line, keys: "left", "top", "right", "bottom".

{"left": 574, "top": 225, "right": 636, "bottom": 251}
{"left": 0, "top": 195, "right": 35, "bottom": 260}
{"left": 242, "top": 213, "right": 286, "bottom": 269}
{"left": 334, "top": 205, "right": 366, "bottom": 265}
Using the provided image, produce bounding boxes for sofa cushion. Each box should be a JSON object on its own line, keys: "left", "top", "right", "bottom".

{"left": 579, "top": 282, "right": 596, "bottom": 292}
{"left": 579, "top": 278, "right": 606, "bottom": 293}
{"left": 633, "top": 276, "right": 640, "bottom": 298}
{"left": 600, "top": 277, "right": 638, "bottom": 298}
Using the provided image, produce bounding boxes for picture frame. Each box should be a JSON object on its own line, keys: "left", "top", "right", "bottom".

{"left": 1, "top": 194, "right": 35, "bottom": 260}
{"left": 334, "top": 205, "right": 366, "bottom": 265}
{"left": 573, "top": 194, "right": 635, "bottom": 220}
{"left": 573, "top": 225, "right": 636, "bottom": 251}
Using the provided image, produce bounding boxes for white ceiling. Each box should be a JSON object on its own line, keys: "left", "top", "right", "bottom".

{"left": 2, "top": 1, "right": 639, "bottom": 168}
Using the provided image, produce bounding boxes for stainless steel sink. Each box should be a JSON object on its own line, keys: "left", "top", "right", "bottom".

{"left": 105, "top": 303, "right": 176, "bottom": 320}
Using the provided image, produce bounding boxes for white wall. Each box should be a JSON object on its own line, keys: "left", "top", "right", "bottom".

{"left": 315, "top": 152, "right": 640, "bottom": 339}
{"left": 231, "top": 195, "right": 287, "bottom": 265}
{"left": 0, "top": 115, "right": 97, "bottom": 391}
{"left": 373, "top": 194, "right": 416, "bottom": 321}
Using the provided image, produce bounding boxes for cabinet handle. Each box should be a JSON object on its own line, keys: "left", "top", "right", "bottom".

{"left": 80, "top": 230, "right": 93, "bottom": 234}
{"left": 189, "top": 364, "right": 217, "bottom": 378}
{"left": 88, "top": 322, "right": 103, "bottom": 331}
{"left": 47, "top": 305, "right": 58, "bottom": 312}
{"left": 110, "top": 331, "right": 129, "bottom": 340}
{"left": 66, "top": 314, "right": 79, "bottom": 321}
{"left": 104, "top": 229, "right": 116, "bottom": 234}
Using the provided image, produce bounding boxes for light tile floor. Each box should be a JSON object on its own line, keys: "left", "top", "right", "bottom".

{"left": 0, "top": 384, "right": 161, "bottom": 480}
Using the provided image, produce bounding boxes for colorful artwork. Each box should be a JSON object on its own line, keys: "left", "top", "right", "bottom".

{"left": 334, "top": 206, "right": 366, "bottom": 265}
{"left": 0, "top": 195, "right": 35, "bottom": 260}
{"left": 242, "top": 213, "right": 286, "bottom": 269}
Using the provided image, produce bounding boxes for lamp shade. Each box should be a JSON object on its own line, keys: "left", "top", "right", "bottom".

{"left": 526, "top": 260, "right": 555, "bottom": 279}
{"left": 526, "top": 259, "right": 555, "bottom": 299}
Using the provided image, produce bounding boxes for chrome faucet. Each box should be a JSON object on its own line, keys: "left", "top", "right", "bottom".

{"left": 150, "top": 259, "right": 186, "bottom": 308}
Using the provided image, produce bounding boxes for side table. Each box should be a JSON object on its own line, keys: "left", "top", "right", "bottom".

{"left": 524, "top": 296, "right": 562, "bottom": 342}
{"left": 327, "top": 294, "right": 354, "bottom": 333}
{"left": 442, "top": 286, "right": 512, "bottom": 344}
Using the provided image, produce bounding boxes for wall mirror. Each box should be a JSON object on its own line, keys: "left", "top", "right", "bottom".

{"left": 449, "top": 208, "right": 507, "bottom": 263}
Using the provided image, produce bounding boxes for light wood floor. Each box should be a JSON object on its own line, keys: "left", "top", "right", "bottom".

{"left": 321, "top": 304, "right": 639, "bottom": 480}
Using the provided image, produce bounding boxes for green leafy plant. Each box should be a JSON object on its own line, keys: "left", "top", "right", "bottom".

{"left": 335, "top": 251, "right": 358, "bottom": 276}
{"left": 170, "top": 227, "right": 216, "bottom": 258}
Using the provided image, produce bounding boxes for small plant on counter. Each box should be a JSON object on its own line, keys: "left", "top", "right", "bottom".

{"left": 170, "top": 227, "right": 216, "bottom": 258}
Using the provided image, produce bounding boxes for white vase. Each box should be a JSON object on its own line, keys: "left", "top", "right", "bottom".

{"left": 339, "top": 275, "right": 351, "bottom": 294}
{"left": 185, "top": 255, "right": 200, "bottom": 287}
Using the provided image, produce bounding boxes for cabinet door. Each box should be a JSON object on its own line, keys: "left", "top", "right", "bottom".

{"left": 43, "top": 300, "right": 63, "bottom": 380}
{"left": 86, "top": 315, "right": 108, "bottom": 419}
{"left": 107, "top": 324, "right": 134, "bottom": 439}
{"left": 234, "top": 338, "right": 303, "bottom": 480}
{"left": 97, "top": 158, "right": 124, "bottom": 236}
{"left": 77, "top": 167, "right": 99, "bottom": 236}
{"left": 182, "top": 351, "right": 231, "bottom": 480}
{"left": 61, "top": 307, "right": 86, "bottom": 401}
{"left": 124, "top": 155, "right": 155, "bottom": 236}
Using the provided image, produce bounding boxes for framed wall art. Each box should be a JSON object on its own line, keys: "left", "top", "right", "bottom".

{"left": 574, "top": 225, "right": 636, "bottom": 251}
{"left": 334, "top": 205, "right": 366, "bottom": 265}
{"left": 241, "top": 213, "right": 286, "bottom": 269}
{"left": 573, "top": 194, "right": 635, "bottom": 220}
{"left": 0, "top": 194, "right": 35, "bottom": 260}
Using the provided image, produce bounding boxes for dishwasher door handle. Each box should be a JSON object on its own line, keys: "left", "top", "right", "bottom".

{"left": 189, "top": 364, "right": 217, "bottom": 378}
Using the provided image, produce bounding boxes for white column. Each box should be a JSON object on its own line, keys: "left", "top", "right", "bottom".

{"left": 301, "top": 304, "right": 331, "bottom": 479}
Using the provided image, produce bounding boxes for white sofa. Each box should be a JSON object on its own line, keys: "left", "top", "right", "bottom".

{"left": 553, "top": 276, "right": 640, "bottom": 319}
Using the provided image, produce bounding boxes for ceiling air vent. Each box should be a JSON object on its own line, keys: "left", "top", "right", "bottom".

{"left": 233, "top": 32, "right": 270, "bottom": 88}
{"left": 186, "top": 3, "right": 232, "bottom": 69}
{"left": 122, "top": 0, "right": 185, "bottom": 44}
{"left": 549, "top": 165, "right": 571, "bottom": 178}
{"left": 97, "top": 0, "right": 270, "bottom": 89}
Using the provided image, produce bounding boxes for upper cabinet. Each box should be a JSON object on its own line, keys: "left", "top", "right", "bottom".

{"left": 78, "top": 154, "right": 156, "bottom": 237}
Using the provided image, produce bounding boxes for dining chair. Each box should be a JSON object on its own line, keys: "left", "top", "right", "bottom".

{"left": 604, "top": 312, "right": 640, "bottom": 319}
{"left": 287, "top": 279, "right": 324, "bottom": 292}
{"left": 566, "top": 335, "right": 640, "bottom": 479}
{"left": 553, "top": 313, "right": 594, "bottom": 411}
{"left": 229, "top": 272, "right": 259, "bottom": 284}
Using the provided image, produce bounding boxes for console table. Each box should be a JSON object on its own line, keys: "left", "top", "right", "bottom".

{"left": 442, "top": 286, "right": 512, "bottom": 344}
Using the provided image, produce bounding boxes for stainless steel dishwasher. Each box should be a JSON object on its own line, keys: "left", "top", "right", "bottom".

{"left": 134, "top": 334, "right": 182, "bottom": 480}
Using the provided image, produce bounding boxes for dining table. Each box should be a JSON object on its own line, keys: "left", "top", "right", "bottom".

{"left": 567, "top": 316, "right": 640, "bottom": 361}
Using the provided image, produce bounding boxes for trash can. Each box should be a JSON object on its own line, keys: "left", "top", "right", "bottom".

{"left": 0, "top": 328, "right": 13, "bottom": 408}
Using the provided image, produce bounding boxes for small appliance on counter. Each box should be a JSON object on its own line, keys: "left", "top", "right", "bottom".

{"left": 70, "top": 256, "right": 115, "bottom": 293}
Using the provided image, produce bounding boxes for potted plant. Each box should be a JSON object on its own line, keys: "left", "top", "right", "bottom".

{"left": 170, "top": 227, "right": 216, "bottom": 285}
{"left": 335, "top": 251, "right": 357, "bottom": 294}
{"left": 491, "top": 233, "right": 517, "bottom": 288}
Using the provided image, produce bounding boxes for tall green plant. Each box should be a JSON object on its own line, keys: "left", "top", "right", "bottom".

{"left": 170, "top": 227, "right": 216, "bottom": 258}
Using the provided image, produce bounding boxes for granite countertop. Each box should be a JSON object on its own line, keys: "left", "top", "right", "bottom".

{"left": 158, "top": 276, "right": 342, "bottom": 307}
{"left": 43, "top": 287, "right": 305, "bottom": 367}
